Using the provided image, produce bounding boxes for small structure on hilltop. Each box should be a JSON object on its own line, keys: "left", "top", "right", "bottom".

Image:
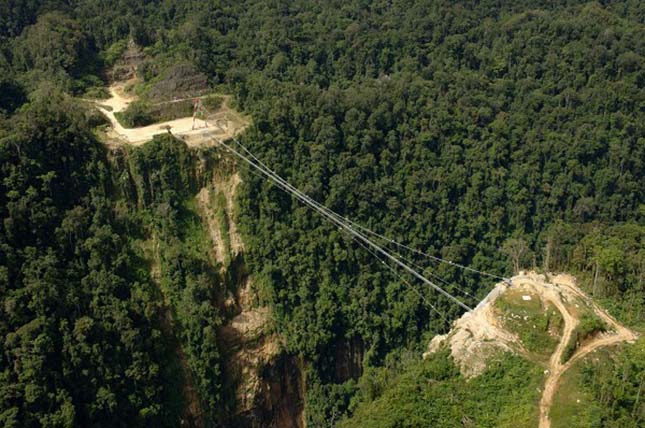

{"left": 192, "top": 98, "right": 208, "bottom": 130}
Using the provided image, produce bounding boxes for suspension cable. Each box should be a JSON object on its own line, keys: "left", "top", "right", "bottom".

{"left": 387, "top": 247, "right": 478, "bottom": 300}
{"left": 207, "top": 134, "right": 473, "bottom": 311}
{"left": 213, "top": 123, "right": 509, "bottom": 286}
{"left": 232, "top": 156, "right": 476, "bottom": 304}
{"left": 352, "top": 236, "right": 449, "bottom": 324}
{"left": 228, "top": 157, "right": 472, "bottom": 309}
{"left": 200, "top": 116, "right": 510, "bottom": 310}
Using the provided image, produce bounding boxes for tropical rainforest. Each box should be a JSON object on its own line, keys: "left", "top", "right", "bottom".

{"left": 0, "top": 1, "right": 643, "bottom": 427}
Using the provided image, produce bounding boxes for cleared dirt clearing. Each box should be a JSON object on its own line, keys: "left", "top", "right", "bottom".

{"left": 95, "top": 82, "right": 248, "bottom": 146}
{"left": 425, "top": 271, "right": 637, "bottom": 428}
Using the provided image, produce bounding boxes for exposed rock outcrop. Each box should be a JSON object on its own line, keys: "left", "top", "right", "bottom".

{"left": 110, "top": 39, "right": 145, "bottom": 82}
{"left": 424, "top": 280, "right": 518, "bottom": 377}
{"left": 194, "top": 167, "right": 305, "bottom": 428}
{"left": 147, "top": 63, "right": 209, "bottom": 102}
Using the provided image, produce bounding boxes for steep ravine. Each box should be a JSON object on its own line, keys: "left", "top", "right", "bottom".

{"left": 194, "top": 170, "right": 305, "bottom": 428}
{"left": 107, "top": 141, "right": 306, "bottom": 427}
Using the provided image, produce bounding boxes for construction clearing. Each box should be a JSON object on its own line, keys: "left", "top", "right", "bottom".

{"left": 424, "top": 271, "right": 638, "bottom": 428}
{"left": 94, "top": 80, "right": 249, "bottom": 146}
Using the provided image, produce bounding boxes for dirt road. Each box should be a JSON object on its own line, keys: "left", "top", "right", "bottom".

{"left": 95, "top": 83, "right": 246, "bottom": 146}
{"left": 426, "top": 272, "right": 637, "bottom": 406}
{"left": 533, "top": 274, "right": 637, "bottom": 428}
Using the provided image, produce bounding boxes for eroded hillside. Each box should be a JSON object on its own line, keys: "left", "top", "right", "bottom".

{"left": 107, "top": 138, "right": 304, "bottom": 427}
{"left": 425, "top": 272, "right": 638, "bottom": 428}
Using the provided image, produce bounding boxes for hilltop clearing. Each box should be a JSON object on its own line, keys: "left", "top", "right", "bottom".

{"left": 93, "top": 81, "right": 248, "bottom": 146}
{"left": 425, "top": 272, "right": 638, "bottom": 428}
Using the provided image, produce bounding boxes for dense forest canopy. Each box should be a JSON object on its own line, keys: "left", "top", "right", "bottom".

{"left": 0, "top": 1, "right": 643, "bottom": 427}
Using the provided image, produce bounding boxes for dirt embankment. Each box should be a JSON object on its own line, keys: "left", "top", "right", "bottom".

{"left": 425, "top": 271, "right": 637, "bottom": 428}
{"left": 424, "top": 282, "right": 519, "bottom": 377}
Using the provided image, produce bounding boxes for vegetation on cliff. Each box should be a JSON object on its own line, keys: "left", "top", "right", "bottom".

{"left": 0, "top": 1, "right": 643, "bottom": 426}
{"left": 0, "top": 91, "right": 184, "bottom": 427}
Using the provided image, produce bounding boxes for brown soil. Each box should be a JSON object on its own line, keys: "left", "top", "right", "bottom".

{"left": 94, "top": 81, "right": 248, "bottom": 146}
{"left": 425, "top": 271, "right": 637, "bottom": 428}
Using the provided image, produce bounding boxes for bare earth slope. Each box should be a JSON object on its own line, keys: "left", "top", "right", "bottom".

{"left": 425, "top": 271, "right": 637, "bottom": 428}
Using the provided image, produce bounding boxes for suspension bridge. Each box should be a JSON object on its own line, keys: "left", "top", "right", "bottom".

{"left": 193, "top": 99, "right": 512, "bottom": 316}
{"left": 97, "top": 88, "right": 512, "bottom": 316}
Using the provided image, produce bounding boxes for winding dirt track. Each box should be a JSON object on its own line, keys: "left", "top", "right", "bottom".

{"left": 537, "top": 290, "right": 576, "bottom": 428}
{"left": 426, "top": 272, "right": 637, "bottom": 427}
{"left": 532, "top": 274, "right": 637, "bottom": 428}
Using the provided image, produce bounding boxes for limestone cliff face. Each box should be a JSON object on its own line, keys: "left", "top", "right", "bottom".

{"left": 333, "top": 338, "right": 364, "bottom": 383}
{"left": 253, "top": 354, "right": 305, "bottom": 428}
{"left": 194, "top": 159, "right": 305, "bottom": 428}
{"left": 108, "top": 145, "right": 306, "bottom": 427}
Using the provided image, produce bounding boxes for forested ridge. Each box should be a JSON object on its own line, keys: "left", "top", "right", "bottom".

{"left": 0, "top": 1, "right": 643, "bottom": 427}
{"left": 0, "top": 91, "right": 180, "bottom": 426}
